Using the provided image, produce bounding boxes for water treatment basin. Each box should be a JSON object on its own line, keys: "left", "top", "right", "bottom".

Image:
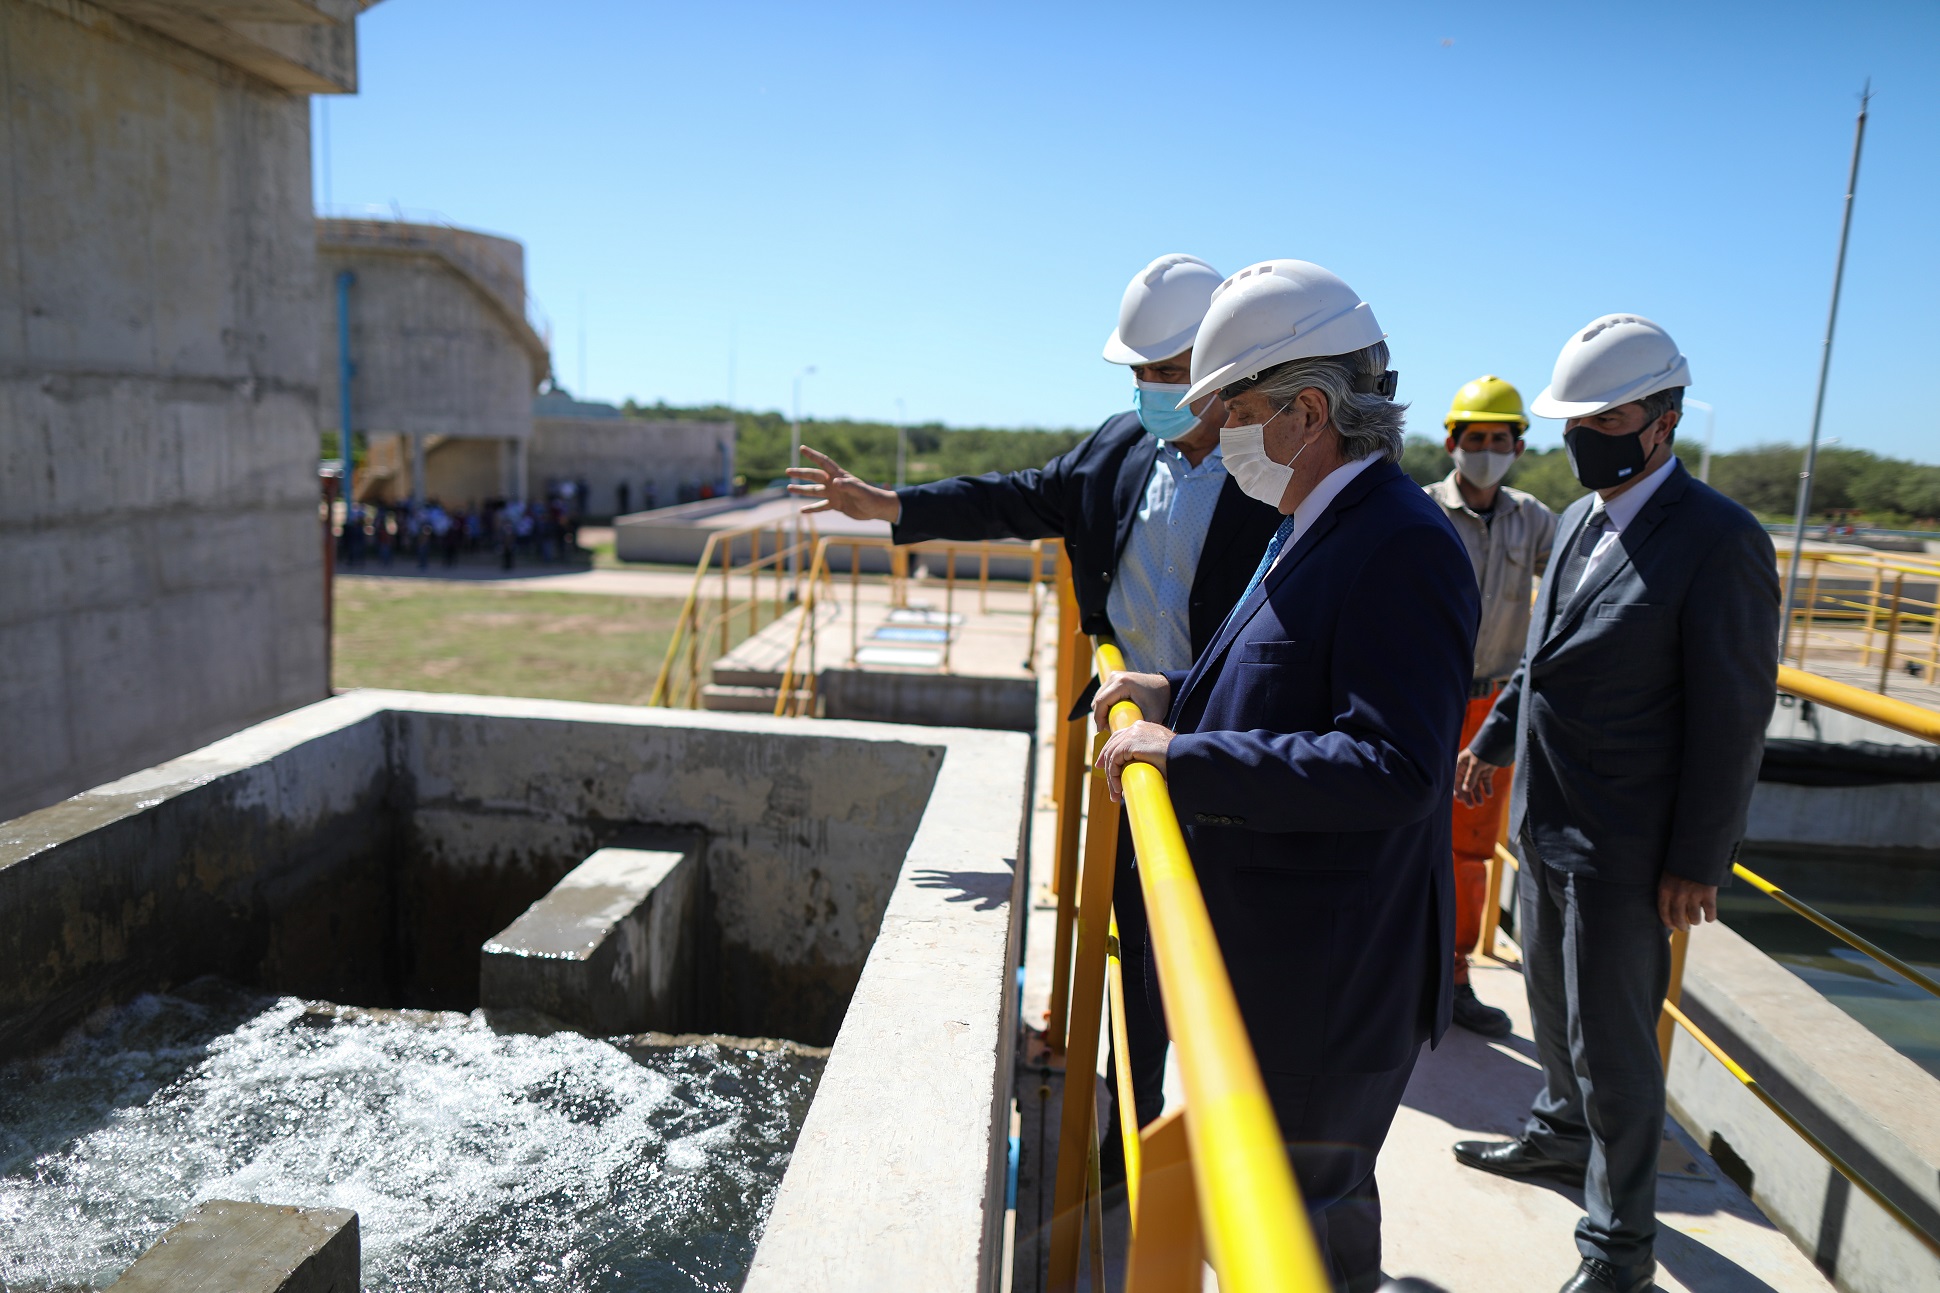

{"left": 0, "top": 692, "right": 1032, "bottom": 1291}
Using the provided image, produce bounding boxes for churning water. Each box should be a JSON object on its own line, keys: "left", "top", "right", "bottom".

{"left": 0, "top": 979, "right": 822, "bottom": 1291}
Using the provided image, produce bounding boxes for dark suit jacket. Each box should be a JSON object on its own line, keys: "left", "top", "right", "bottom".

{"left": 893, "top": 412, "right": 1283, "bottom": 656}
{"left": 1157, "top": 459, "right": 1478, "bottom": 1075}
{"left": 1470, "top": 461, "right": 1780, "bottom": 888}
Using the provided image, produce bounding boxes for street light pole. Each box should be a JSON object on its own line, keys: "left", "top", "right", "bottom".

{"left": 1781, "top": 83, "right": 1871, "bottom": 655}
{"left": 790, "top": 365, "right": 816, "bottom": 593}
{"left": 895, "top": 397, "right": 907, "bottom": 488}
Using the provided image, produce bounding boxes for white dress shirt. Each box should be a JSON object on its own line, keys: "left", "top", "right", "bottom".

{"left": 1572, "top": 454, "right": 1679, "bottom": 594}
{"left": 1269, "top": 453, "right": 1380, "bottom": 576}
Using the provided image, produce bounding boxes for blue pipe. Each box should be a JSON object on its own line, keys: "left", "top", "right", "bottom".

{"left": 335, "top": 270, "right": 356, "bottom": 525}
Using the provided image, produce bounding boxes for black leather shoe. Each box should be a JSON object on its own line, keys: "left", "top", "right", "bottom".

{"left": 1558, "top": 1257, "right": 1654, "bottom": 1292}
{"left": 1451, "top": 1137, "right": 1587, "bottom": 1188}
{"left": 1451, "top": 981, "right": 1513, "bottom": 1037}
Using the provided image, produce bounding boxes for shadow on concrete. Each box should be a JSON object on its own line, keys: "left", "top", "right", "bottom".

{"left": 1401, "top": 1028, "right": 1548, "bottom": 1141}
{"left": 910, "top": 867, "right": 1015, "bottom": 913}
{"left": 1655, "top": 1222, "right": 1788, "bottom": 1293}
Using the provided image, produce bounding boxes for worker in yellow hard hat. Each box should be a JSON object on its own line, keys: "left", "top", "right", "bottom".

{"left": 1425, "top": 376, "right": 1558, "bottom": 1036}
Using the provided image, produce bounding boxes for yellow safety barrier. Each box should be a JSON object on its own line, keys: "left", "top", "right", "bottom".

{"left": 1662, "top": 1000, "right": 1940, "bottom": 1260}
{"left": 1777, "top": 664, "right": 1940, "bottom": 743}
{"left": 1046, "top": 641, "right": 1330, "bottom": 1293}
{"left": 1650, "top": 670, "right": 1940, "bottom": 1258}
{"left": 1775, "top": 549, "right": 1939, "bottom": 690}
{"left": 648, "top": 520, "right": 814, "bottom": 709}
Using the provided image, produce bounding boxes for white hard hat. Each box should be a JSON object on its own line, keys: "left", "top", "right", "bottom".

{"left": 1102, "top": 254, "right": 1223, "bottom": 366}
{"left": 1182, "top": 259, "right": 1386, "bottom": 406}
{"left": 1530, "top": 314, "right": 1692, "bottom": 419}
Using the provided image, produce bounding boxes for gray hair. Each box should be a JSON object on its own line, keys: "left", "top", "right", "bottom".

{"left": 1636, "top": 386, "right": 1684, "bottom": 443}
{"left": 1251, "top": 341, "right": 1407, "bottom": 463}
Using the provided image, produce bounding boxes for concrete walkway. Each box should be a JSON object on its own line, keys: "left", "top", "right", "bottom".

{"left": 1013, "top": 617, "right": 1838, "bottom": 1292}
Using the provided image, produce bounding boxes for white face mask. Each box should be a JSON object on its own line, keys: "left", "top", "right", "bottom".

{"left": 1452, "top": 447, "right": 1515, "bottom": 489}
{"left": 1220, "top": 405, "right": 1313, "bottom": 507}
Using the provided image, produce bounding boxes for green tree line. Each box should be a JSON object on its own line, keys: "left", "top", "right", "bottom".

{"left": 621, "top": 399, "right": 1088, "bottom": 486}
{"left": 619, "top": 399, "right": 1939, "bottom": 527}
{"left": 1401, "top": 437, "right": 1940, "bottom": 526}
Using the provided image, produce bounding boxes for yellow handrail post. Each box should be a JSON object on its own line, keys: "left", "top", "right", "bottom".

{"left": 1797, "top": 558, "right": 1823, "bottom": 670}
{"left": 1861, "top": 562, "right": 1885, "bottom": 664}
{"left": 980, "top": 548, "right": 990, "bottom": 613}
{"left": 1050, "top": 550, "right": 1082, "bottom": 812}
{"left": 1047, "top": 731, "right": 1124, "bottom": 1293}
{"left": 749, "top": 528, "right": 761, "bottom": 637}
{"left": 1125, "top": 1110, "right": 1204, "bottom": 1293}
{"left": 1098, "top": 642, "right": 1332, "bottom": 1293}
{"left": 1107, "top": 912, "right": 1143, "bottom": 1221}
{"left": 1042, "top": 729, "right": 1087, "bottom": 1042}
{"left": 1658, "top": 926, "right": 1689, "bottom": 1074}
{"left": 1879, "top": 570, "right": 1907, "bottom": 692}
{"left": 647, "top": 531, "right": 722, "bottom": 708}
{"left": 850, "top": 543, "right": 861, "bottom": 666}
{"left": 719, "top": 537, "right": 732, "bottom": 662}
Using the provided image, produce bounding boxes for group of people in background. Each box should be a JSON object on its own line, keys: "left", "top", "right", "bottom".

{"left": 789, "top": 254, "right": 1779, "bottom": 1293}
{"left": 337, "top": 496, "right": 582, "bottom": 571}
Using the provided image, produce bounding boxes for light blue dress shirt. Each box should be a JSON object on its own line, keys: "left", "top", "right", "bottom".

{"left": 1106, "top": 444, "right": 1228, "bottom": 675}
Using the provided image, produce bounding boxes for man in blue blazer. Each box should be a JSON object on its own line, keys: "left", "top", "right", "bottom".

{"left": 788, "top": 254, "right": 1284, "bottom": 1170}
{"left": 1451, "top": 316, "right": 1780, "bottom": 1293}
{"left": 1095, "top": 261, "right": 1477, "bottom": 1292}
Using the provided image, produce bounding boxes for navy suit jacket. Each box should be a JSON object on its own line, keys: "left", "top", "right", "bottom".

{"left": 1158, "top": 458, "right": 1478, "bottom": 1076}
{"left": 1470, "top": 461, "right": 1780, "bottom": 887}
{"left": 893, "top": 412, "right": 1283, "bottom": 656}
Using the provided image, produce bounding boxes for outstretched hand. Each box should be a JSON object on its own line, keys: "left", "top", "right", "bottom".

{"left": 784, "top": 447, "right": 901, "bottom": 522}
{"left": 1454, "top": 748, "right": 1501, "bottom": 809}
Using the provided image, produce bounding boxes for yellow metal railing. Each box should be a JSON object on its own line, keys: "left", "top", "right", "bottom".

{"left": 1775, "top": 549, "right": 1939, "bottom": 691}
{"left": 1043, "top": 638, "right": 1329, "bottom": 1292}
{"left": 770, "top": 535, "right": 1054, "bottom": 718}
{"left": 647, "top": 521, "right": 813, "bottom": 709}
{"left": 1649, "top": 668, "right": 1940, "bottom": 1258}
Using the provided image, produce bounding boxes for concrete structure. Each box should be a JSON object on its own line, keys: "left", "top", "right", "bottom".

{"left": 480, "top": 837, "right": 706, "bottom": 1034}
{"left": 1, "top": 692, "right": 1032, "bottom": 1289}
{"left": 317, "top": 217, "right": 550, "bottom": 506}
{"left": 0, "top": 0, "right": 374, "bottom": 823}
{"left": 1669, "top": 922, "right": 1940, "bottom": 1292}
{"left": 110, "top": 1200, "right": 359, "bottom": 1293}
{"left": 530, "top": 392, "right": 734, "bottom": 519}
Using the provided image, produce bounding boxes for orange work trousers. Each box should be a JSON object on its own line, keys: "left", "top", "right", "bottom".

{"left": 1451, "top": 687, "right": 1511, "bottom": 983}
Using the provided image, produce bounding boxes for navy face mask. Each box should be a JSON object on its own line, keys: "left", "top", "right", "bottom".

{"left": 1564, "top": 417, "right": 1657, "bottom": 489}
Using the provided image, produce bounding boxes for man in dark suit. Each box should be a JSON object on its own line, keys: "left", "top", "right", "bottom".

{"left": 786, "top": 254, "right": 1284, "bottom": 1163}
{"left": 1095, "top": 260, "right": 1478, "bottom": 1291}
{"left": 1450, "top": 315, "right": 1780, "bottom": 1293}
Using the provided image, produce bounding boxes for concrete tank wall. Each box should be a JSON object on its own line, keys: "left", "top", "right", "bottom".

{"left": 0, "top": 691, "right": 1033, "bottom": 1290}
{"left": 0, "top": 0, "right": 367, "bottom": 822}
{"left": 317, "top": 219, "right": 548, "bottom": 449}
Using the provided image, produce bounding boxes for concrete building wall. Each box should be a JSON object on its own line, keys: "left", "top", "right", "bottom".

{"left": 0, "top": 0, "right": 370, "bottom": 822}
{"left": 317, "top": 219, "right": 549, "bottom": 461}
{"left": 530, "top": 415, "right": 735, "bottom": 519}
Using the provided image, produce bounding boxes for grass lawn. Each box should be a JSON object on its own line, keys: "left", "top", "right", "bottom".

{"left": 333, "top": 579, "right": 692, "bottom": 706}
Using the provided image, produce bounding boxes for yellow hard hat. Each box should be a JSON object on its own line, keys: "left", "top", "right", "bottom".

{"left": 1445, "top": 375, "right": 1529, "bottom": 431}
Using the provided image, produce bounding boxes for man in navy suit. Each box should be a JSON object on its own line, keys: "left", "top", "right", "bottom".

{"left": 1451, "top": 316, "right": 1780, "bottom": 1293}
{"left": 1095, "top": 261, "right": 1477, "bottom": 1292}
{"left": 787, "top": 254, "right": 1284, "bottom": 1170}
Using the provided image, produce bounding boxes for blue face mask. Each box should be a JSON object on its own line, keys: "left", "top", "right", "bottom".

{"left": 1133, "top": 382, "right": 1200, "bottom": 440}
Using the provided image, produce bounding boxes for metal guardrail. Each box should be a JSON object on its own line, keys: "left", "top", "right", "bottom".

{"left": 646, "top": 520, "right": 811, "bottom": 709}
{"left": 1774, "top": 549, "right": 1939, "bottom": 691}
{"left": 1042, "top": 637, "right": 1329, "bottom": 1292}
{"left": 1648, "top": 667, "right": 1940, "bottom": 1257}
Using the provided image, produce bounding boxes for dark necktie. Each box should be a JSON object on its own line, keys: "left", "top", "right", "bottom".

{"left": 1549, "top": 509, "right": 1609, "bottom": 629}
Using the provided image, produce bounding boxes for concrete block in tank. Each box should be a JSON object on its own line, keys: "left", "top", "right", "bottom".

{"left": 479, "top": 837, "right": 704, "bottom": 1034}
{"left": 109, "top": 1199, "right": 359, "bottom": 1292}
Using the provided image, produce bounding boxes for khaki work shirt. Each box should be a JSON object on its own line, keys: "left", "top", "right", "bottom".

{"left": 1426, "top": 471, "right": 1558, "bottom": 684}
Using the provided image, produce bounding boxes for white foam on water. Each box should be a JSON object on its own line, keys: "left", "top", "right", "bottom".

{"left": 0, "top": 981, "right": 820, "bottom": 1291}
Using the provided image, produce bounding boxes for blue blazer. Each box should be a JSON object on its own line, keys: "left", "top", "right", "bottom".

{"left": 1158, "top": 458, "right": 1478, "bottom": 1075}
{"left": 893, "top": 412, "right": 1284, "bottom": 656}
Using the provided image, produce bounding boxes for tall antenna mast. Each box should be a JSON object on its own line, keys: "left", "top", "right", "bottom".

{"left": 1780, "top": 81, "right": 1871, "bottom": 657}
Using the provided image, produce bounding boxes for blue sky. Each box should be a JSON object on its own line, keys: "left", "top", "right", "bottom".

{"left": 316, "top": 1, "right": 1938, "bottom": 461}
